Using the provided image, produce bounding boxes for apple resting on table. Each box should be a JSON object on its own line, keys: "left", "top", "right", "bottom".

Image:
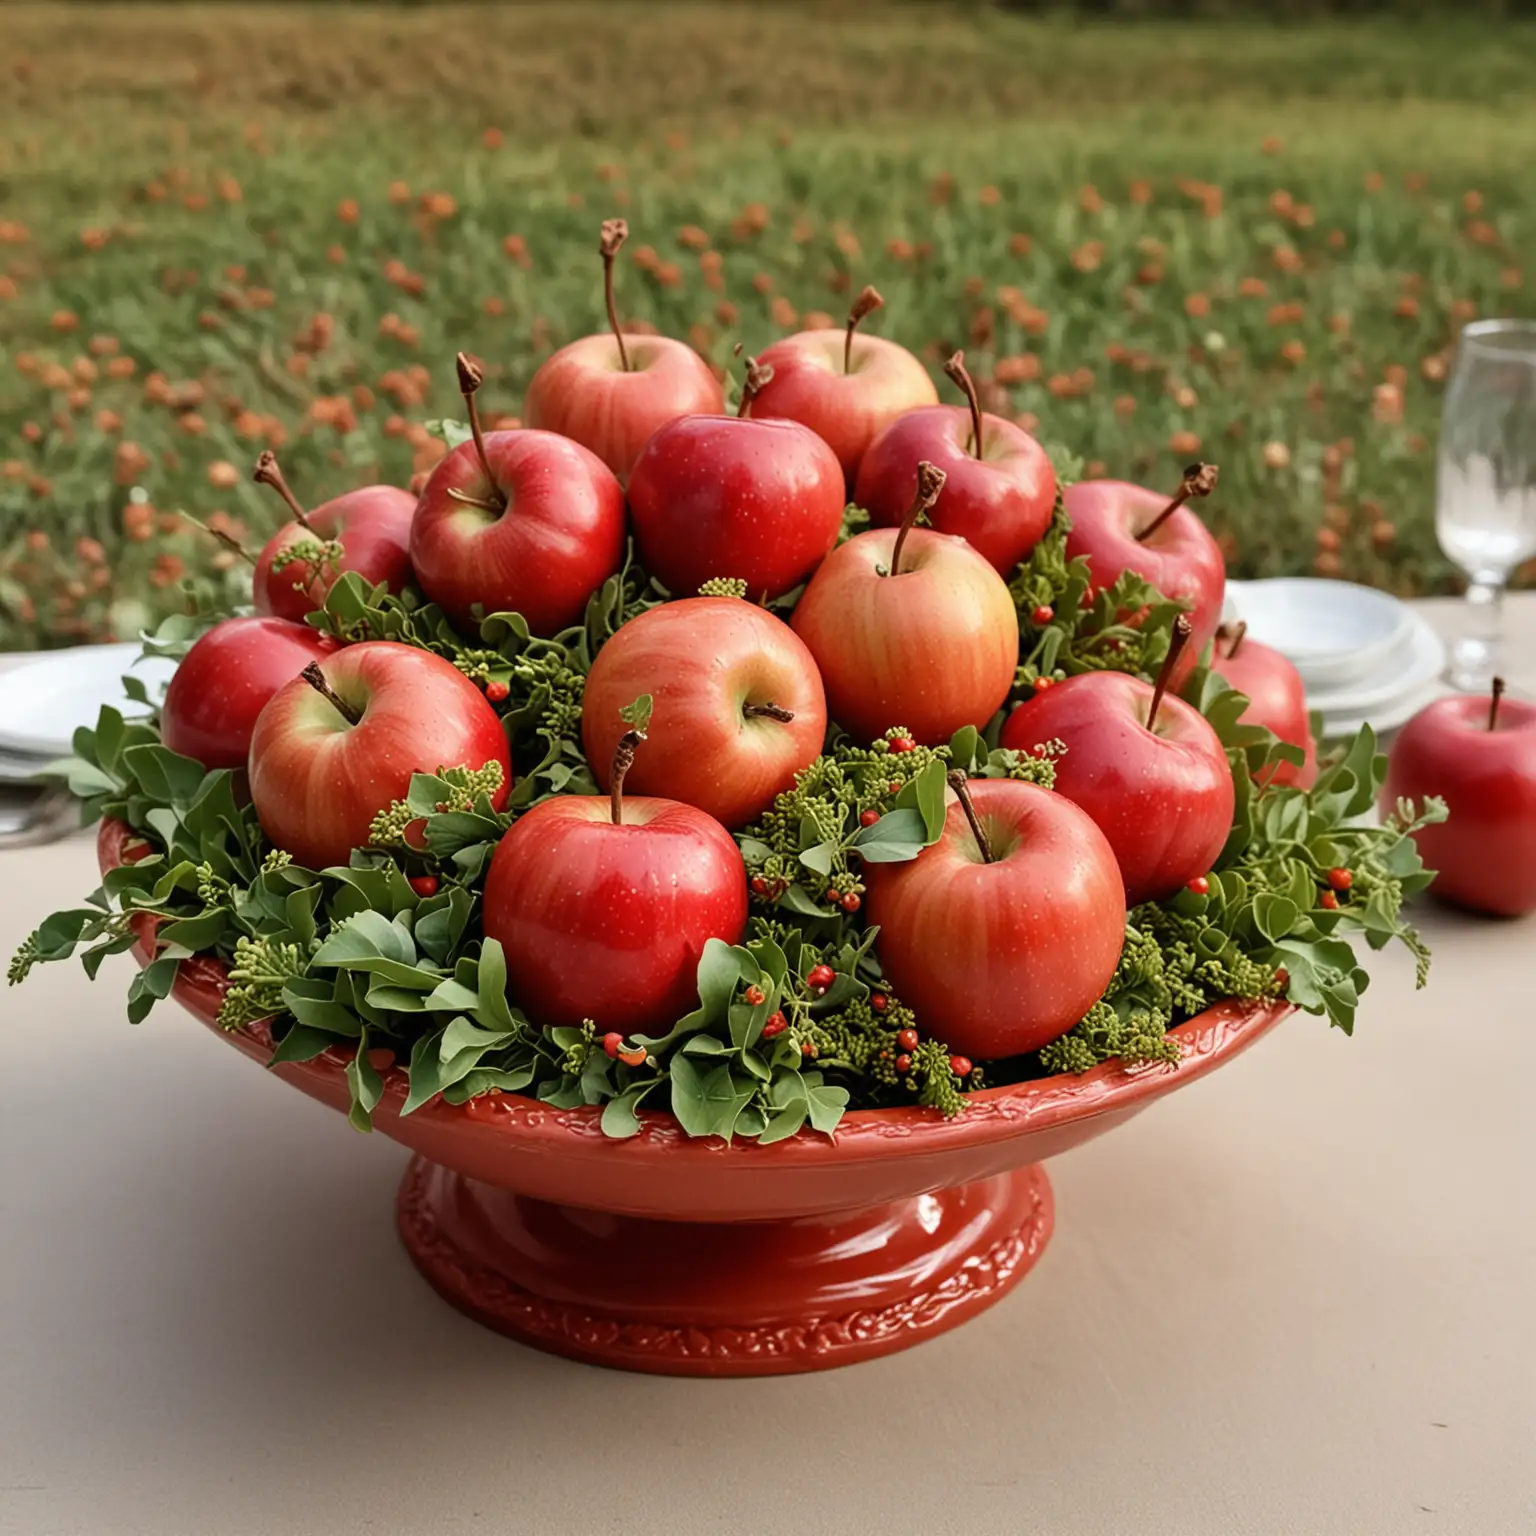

{"left": 626, "top": 359, "right": 845, "bottom": 601}
{"left": 856, "top": 350, "right": 1057, "bottom": 576}
{"left": 866, "top": 773, "right": 1126, "bottom": 1061}
{"left": 748, "top": 286, "right": 939, "bottom": 487}
{"left": 1383, "top": 677, "right": 1536, "bottom": 918}
{"left": 1001, "top": 616, "right": 1234, "bottom": 904}
{"left": 523, "top": 220, "right": 724, "bottom": 483}
{"left": 582, "top": 596, "right": 827, "bottom": 830}
{"left": 483, "top": 703, "right": 749, "bottom": 1033}
{"left": 411, "top": 356, "right": 626, "bottom": 636}
{"left": 792, "top": 462, "right": 1019, "bottom": 746}
{"left": 160, "top": 616, "right": 338, "bottom": 771}
{"left": 248, "top": 641, "right": 512, "bottom": 871}
{"left": 249, "top": 450, "right": 415, "bottom": 621}
{"left": 1208, "top": 622, "right": 1317, "bottom": 788}
{"left": 1065, "top": 464, "right": 1225, "bottom": 688}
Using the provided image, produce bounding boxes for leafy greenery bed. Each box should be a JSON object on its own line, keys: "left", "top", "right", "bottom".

{"left": 8, "top": 465, "right": 1445, "bottom": 1142}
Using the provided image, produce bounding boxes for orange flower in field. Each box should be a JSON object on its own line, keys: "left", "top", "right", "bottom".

{"left": 1327, "top": 312, "right": 1351, "bottom": 335}
{"left": 1404, "top": 172, "right": 1426, "bottom": 193}
{"left": 67, "top": 386, "right": 91, "bottom": 411}
{"left": 631, "top": 244, "right": 659, "bottom": 273}
{"left": 770, "top": 297, "right": 798, "bottom": 328}
{"left": 1373, "top": 383, "right": 1404, "bottom": 424}
{"left": 183, "top": 193, "right": 209, "bottom": 212}
{"left": 22, "top": 422, "right": 43, "bottom": 444}
{"left": 1269, "top": 190, "right": 1294, "bottom": 217}
{"left": 1262, "top": 441, "right": 1291, "bottom": 470}
{"left": 834, "top": 230, "right": 860, "bottom": 259}
{"left": 1136, "top": 263, "right": 1163, "bottom": 286}
{"left": 218, "top": 175, "right": 242, "bottom": 203}
{"left": 792, "top": 216, "right": 815, "bottom": 244}
{"left": 1236, "top": 277, "right": 1266, "bottom": 299}
{"left": 665, "top": 132, "right": 688, "bottom": 152}
{"left": 1364, "top": 172, "right": 1385, "bottom": 192}
{"left": 1463, "top": 190, "right": 1484, "bottom": 214}
{"left": 247, "top": 288, "right": 276, "bottom": 309}
{"left": 502, "top": 234, "right": 528, "bottom": 260}
{"left": 421, "top": 192, "right": 457, "bottom": 220}
{"left": 1173, "top": 386, "right": 1198, "bottom": 409}
{"left": 1272, "top": 246, "right": 1304, "bottom": 275}
{"left": 76, "top": 536, "right": 106, "bottom": 564}
{"left": 1261, "top": 136, "right": 1283, "bottom": 156}
{"left": 95, "top": 409, "right": 122, "bottom": 434}
{"left": 1421, "top": 353, "right": 1448, "bottom": 382}
{"left": 106, "top": 356, "right": 137, "bottom": 382}
{"left": 384, "top": 414, "right": 407, "bottom": 438}
{"left": 1292, "top": 205, "right": 1315, "bottom": 228}
{"left": 752, "top": 273, "right": 774, "bottom": 296}
{"left": 122, "top": 502, "right": 154, "bottom": 539}
{"left": 1502, "top": 268, "right": 1523, "bottom": 290}
{"left": 145, "top": 180, "right": 167, "bottom": 202}
{"left": 1046, "top": 374, "right": 1076, "bottom": 400}
{"left": 1315, "top": 527, "right": 1341, "bottom": 554}
{"left": 389, "top": 181, "right": 411, "bottom": 205}
{"left": 1449, "top": 297, "right": 1477, "bottom": 323}
{"left": 1170, "top": 431, "right": 1202, "bottom": 456}
{"left": 1113, "top": 394, "right": 1136, "bottom": 417}
{"left": 338, "top": 199, "right": 359, "bottom": 224}
{"left": 979, "top": 185, "right": 1002, "bottom": 207}
{"left": 483, "top": 296, "right": 505, "bottom": 316}
{"left": 81, "top": 227, "right": 110, "bottom": 250}
{"left": 0, "top": 221, "right": 31, "bottom": 243}
{"left": 688, "top": 323, "right": 713, "bottom": 352}
{"left": 1384, "top": 364, "right": 1408, "bottom": 388}
{"left": 1128, "top": 180, "right": 1153, "bottom": 205}
{"left": 1071, "top": 241, "right": 1103, "bottom": 273}
{"left": 41, "top": 362, "right": 71, "bottom": 390}
{"left": 1079, "top": 185, "right": 1103, "bottom": 214}
{"left": 1006, "top": 232, "right": 1031, "bottom": 258}
{"left": 0, "top": 275, "right": 17, "bottom": 301}
{"left": 1184, "top": 294, "right": 1210, "bottom": 318}
{"left": 698, "top": 250, "right": 724, "bottom": 275}
{"left": 1328, "top": 229, "right": 1347, "bottom": 250}
{"left": 88, "top": 334, "right": 118, "bottom": 356}
{"left": 1268, "top": 302, "right": 1303, "bottom": 326}
{"left": 1280, "top": 341, "right": 1306, "bottom": 365}
{"left": 51, "top": 310, "right": 78, "bottom": 332}
{"left": 714, "top": 301, "right": 738, "bottom": 326}
{"left": 655, "top": 262, "right": 683, "bottom": 289}
{"left": 207, "top": 460, "right": 239, "bottom": 489}
{"left": 180, "top": 412, "right": 207, "bottom": 436}
{"left": 678, "top": 225, "right": 710, "bottom": 251}
{"left": 482, "top": 127, "right": 503, "bottom": 149}
{"left": 994, "top": 354, "right": 1040, "bottom": 385}
{"left": 886, "top": 237, "right": 915, "bottom": 261}
{"left": 1372, "top": 520, "right": 1397, "bottom": 550}
{"left": 802, "top": 309, "right": 834, "bottom": 330}
{"left": 1394, "top": 295, "right": 1420, "bottom": 320}
{"left": 929, "top": 173, "right": 954, "bottom": 206}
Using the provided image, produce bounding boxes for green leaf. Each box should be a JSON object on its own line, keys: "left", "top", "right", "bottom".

{"left": 850, "top": 807, "right": 930, "bottom": 862}
{"left": 798, "top": 840, "right": 835, "bottom": 876}
{"left": 619, "top": 694, "right": 654, "bottom": 733}
{"left": 1252, "top": 892, "right": 1299, "bottom": 943}
{"left": 125, "top": 955, "right": 178, "bottom": 1023}
{"left": 345, "top": 1033, "right": 385, "bottom": 1132}
{"left": 312, "top": 910, "right": 418, "bottom": 968}
{"left": 898, "top": 758, "right": 949, "bottom": 843}
{"left": 120, "top": 744, "right": 208, "bottom": 806}
{"left": 601, "top": 1082, "right": 659, "bottom": 1139}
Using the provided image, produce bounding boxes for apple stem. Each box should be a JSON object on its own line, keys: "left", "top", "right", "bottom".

{"left": 738, "top": 356, "right": 773, "bottom": 418}
{"left": 455, "top": 352, "right": 507, "bottom": 511}
{"left": 180, "top": 509, "right": 255, "bottom": 566}
{"left": 1226, "top": 620, "right": 1248, "bottom": 659}
{"left": 844, "top": 285, "right": 884, "bottom": 374}
{"left": 599, "top": 218, "right": 631, "bottom": 373}
{"left": 889, "top": 461, "right": 947, "bottom": 577}
{"left": 1147, "top": 614, "right": 1193, "bottom": 732}
{"left": 300, "top": 661, "right": 362, "bottom": 726}
{"left": 743, "top": 701, "right": 795, "bottom": 722}
{"left": 943, "top": 350, "right": 985, "bottom": 460}
{"left": 945, "top": 770, "right": 994, "bottom": 864}
{"left": 252, "top": 450, "right": 317, "bottom": 532}
{"left": 1137, "top": 462, "right": 1219, "bottom": 543}
{"left": 1489, "top": 675, "right": 1506, "bottom": 731}
{"left": 609, "top": 727, "right": 645, "bottom": 826}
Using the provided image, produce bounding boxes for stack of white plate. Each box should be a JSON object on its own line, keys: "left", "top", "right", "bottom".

{"left": 0, "top": 643, "right": 176, "bottom": 782}
{"left": 1224, "top": 579, "right": 1448, "bottom": 738}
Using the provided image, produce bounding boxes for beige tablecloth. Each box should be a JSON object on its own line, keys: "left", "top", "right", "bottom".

{"left": 1, "top": 599, "right": 1532, "bottom": 1536}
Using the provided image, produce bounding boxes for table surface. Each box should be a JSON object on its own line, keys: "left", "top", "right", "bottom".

{"left": 2, "top": 597, "right": 1533, "bottom": 1536}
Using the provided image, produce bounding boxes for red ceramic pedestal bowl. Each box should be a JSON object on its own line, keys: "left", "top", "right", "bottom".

{"left": 102, "top": 819, "right": 1292, "bottom": 1377}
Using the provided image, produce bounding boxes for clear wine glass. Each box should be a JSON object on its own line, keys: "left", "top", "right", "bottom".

{"left": 1437, "top": 319, "right": 1536, "bottom": 689}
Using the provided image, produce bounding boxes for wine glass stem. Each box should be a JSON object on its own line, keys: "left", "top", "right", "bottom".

{"left": 1452, "top": 576, "right": 1504, "bottom": 688}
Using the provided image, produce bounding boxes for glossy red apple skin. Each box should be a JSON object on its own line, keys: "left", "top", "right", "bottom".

{"left": 1064, "top": 480, "right": 1226, "bottom": 687}
{"left": 482, "top": 795, "right": 748, "bottom": 1032}
{"left": 749, "top": 331, "right": 939, "bottom": 486}
{"left": 627, "top": 415, "right": 844, "bottom": 601}
{"left": 866, "top": 780, "right": 1126, "bottom": 1061}
{"left": 1210, "top": 638, "right": 1317, "bottom": 789}
{"left": 583, "top": 598, "right": 827, "bottom": 830}
{"left": 253, "top": 485, "right": 417, "bottom": 622}
{"left": 248, "top": 641, "right": 511, "bottom": 870}
{"left": 856, "top": 406, "right": 1057, "bottom": 575}
{"left": 411, "top": 429, "right": 625, "bottom": 637}
{"left": 791, "top": 527, "right": 1019, "bottom": 747}
{"left": 523, "top": 334, "right": 725, "bottom": 485}
{"left": 1382, "top": 693, "right": 1536, "bottom": 917}
{"left": 1002, "top": 671, "right": 1234, "bottom": 905}
{"left": 160, "top": 616, "right": 338, "bottom": 770}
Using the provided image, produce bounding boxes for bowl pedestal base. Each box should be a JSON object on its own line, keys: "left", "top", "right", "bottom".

{"left": 397, "top": 1156, "right": 1054, "bottom": 1376}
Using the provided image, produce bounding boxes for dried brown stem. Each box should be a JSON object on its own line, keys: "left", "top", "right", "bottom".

{"left": 943, "top": 350, "right": 985, "bottom": 460}
{"left": 610, "top": 727, "right": 645, "bottom": 825}
{"left": 1147, "top": 614, "right": 1193, "bottom": 732}
{"left": 599, "top": 218, "right": 631, "bottom": 372}
{"left": 1490, "top": 675, "right": 1506, "bottom": 731}
{"left": 889, "top": 460, "right": 947, "bottom": 577}
{"left": 738, "top": 356, "right": 773, "bottom": 418}
{"left": 252, "top": 450, "right": 315, "bottom": 532}
{"left": 180, "top": 510, "right": 255, "bottom": 566}
{"left": 455, "top": 351, "right": 506, "bottom": 510}
{"left": 1137, "top": 462, "right": 1219, "bottom": 543}
{"left": 743, "top": 701, "right": 795, "bottom": 722}
{"left": 301, "top": 661, "right": 362, "bottom": 726}
{"left": 845, "top": 285, "right": 883, "bottom": 373}
{"left": 1225, "top": 620, "right": 1248, "bottom": 659}
{"left": 946, "top": 770, "right": 994, "bottom": 864}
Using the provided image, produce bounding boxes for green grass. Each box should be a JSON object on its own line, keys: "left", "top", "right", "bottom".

{"left": 3, "top": 4, "right": 1534, "bottom": 648}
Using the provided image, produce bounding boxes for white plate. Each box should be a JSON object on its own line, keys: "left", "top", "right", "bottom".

{"left": 1226, "top": 578, "right": 1415, "bottom": 691}
{"left": 0, "top": 745, "right": 53, "bottom": 785}
{"left": 1319, "top": 678, "right": 1452, "bottom": 740}
{"left": 1306, "top": 612, "right": 1446, "bottom": 718}
{"left": 0, "top": 644, "right": 174, "bottom": 757}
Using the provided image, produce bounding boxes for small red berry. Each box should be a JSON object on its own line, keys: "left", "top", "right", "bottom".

{"left": 750, "top": 875, "right": 768, "bottom": 896}
{"left": 1319, "top": 889, "right": 1339, "bottom": 910}
{"left": 1080, "top": 588, "right": 1094, "bottom": 608}
{"left": 1031, "top": 603, "right": 1054, "bottom": 625}
{"left": 762, "top": 1012, "right": 788, "bottom": 1039}
{"left": 485, "top": 678, "right": 510, "bottom": 703}
{"left": 1033, "top": 675, "right": 1054, "bottom": 692}
{"left": 807, "top": 963, "right": 835, "bottom": 990}
{"left": 602, "top": 1032, "right": 623, "bottom": 1059}
{"left": 1274, "top": 967, "right": 1290, "bottom": 987}
{"left": 888, "top": 780, "right": 902, "bottom": 794}
{"left": 895, "top": 1053, "right": 912, "bottom": 1074}
{"left": 841, "top": 891, "right": 861, "bottom": 913}
{"left": 1186, "top": 875, "right": 1209, "bottom": 896}
{"left": 896, "top": 1027, "right": 919, "bottom": 1051}
{"left": 800, "top": 1040, "right": 818, "bottom": 1059}
{"left": 870, "top": 991, "right": 888, "bottom": 1013}
{"left": 889, "top": 735, "right": 915, "bottom": 754}
{"left": 949, "top": 1055, "right": 973, "bottom": 1079}
{"left": 860, "top": 808, "right": 881, "bottom": 827}
{"left": 618, "top": 1046, "right": 648, "bottom": 1068}
{"left": 408, "top": 874, "right": 439, "bottom": 897}
{"left": 1328, "top": 867, "right": 1353, "bottom": 891}
{"left": 744, "top": 983, "right": 766, "bottom": 1006}
{"left": 826, "top": 887, "right": 841, "bottom": 905}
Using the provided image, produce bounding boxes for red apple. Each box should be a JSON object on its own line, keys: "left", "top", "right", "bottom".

{"left": 1208, "top": 622, "right": 1316, "bottom": 789}
{"left": 583, "top": 597, "right": 826, "bottom": 829}
{"left": 791, "top": 463, "right": 1019, "bottom": 746}
{"left": 1382, "top": 678, "right": 1536, "bottom": 917}
{"left": 749, "top": 286, "right": 939, "bottom": 486}
{"left": 855, "top": 352, "right": 1057, "bottom": 575}
{"left": 251, "top": 452, "right": 415, "bottom": 622}
{"left": 248, "top": 641, "right": 511, "bottom": 870}
{"left": 866, "top": 775, "right": 1126, "bottom": 1060}
{"left": 160, "top": 616, "right": 338, "bottom": 770}
{"left": 523, "top": 220, "right": 724, "bottom": 483}
{"left": 626, "top": 383, "right": 844, "bottom": 601}
{"left": 1001, "top": 619, "right": 1234, "bottom": 904}
{"left": 482, "top": 721, "right": 747, "bottom": 1032}
{"left": 411, "top": 356, "right": 625, "bottom": 636}
{"left": 1065, "top": 465, "right": 1225, "bottom": 687}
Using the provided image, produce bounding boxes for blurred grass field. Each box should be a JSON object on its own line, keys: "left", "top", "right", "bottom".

{"left": 2, "top": 3, "right": 1534, "bottom": 649}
